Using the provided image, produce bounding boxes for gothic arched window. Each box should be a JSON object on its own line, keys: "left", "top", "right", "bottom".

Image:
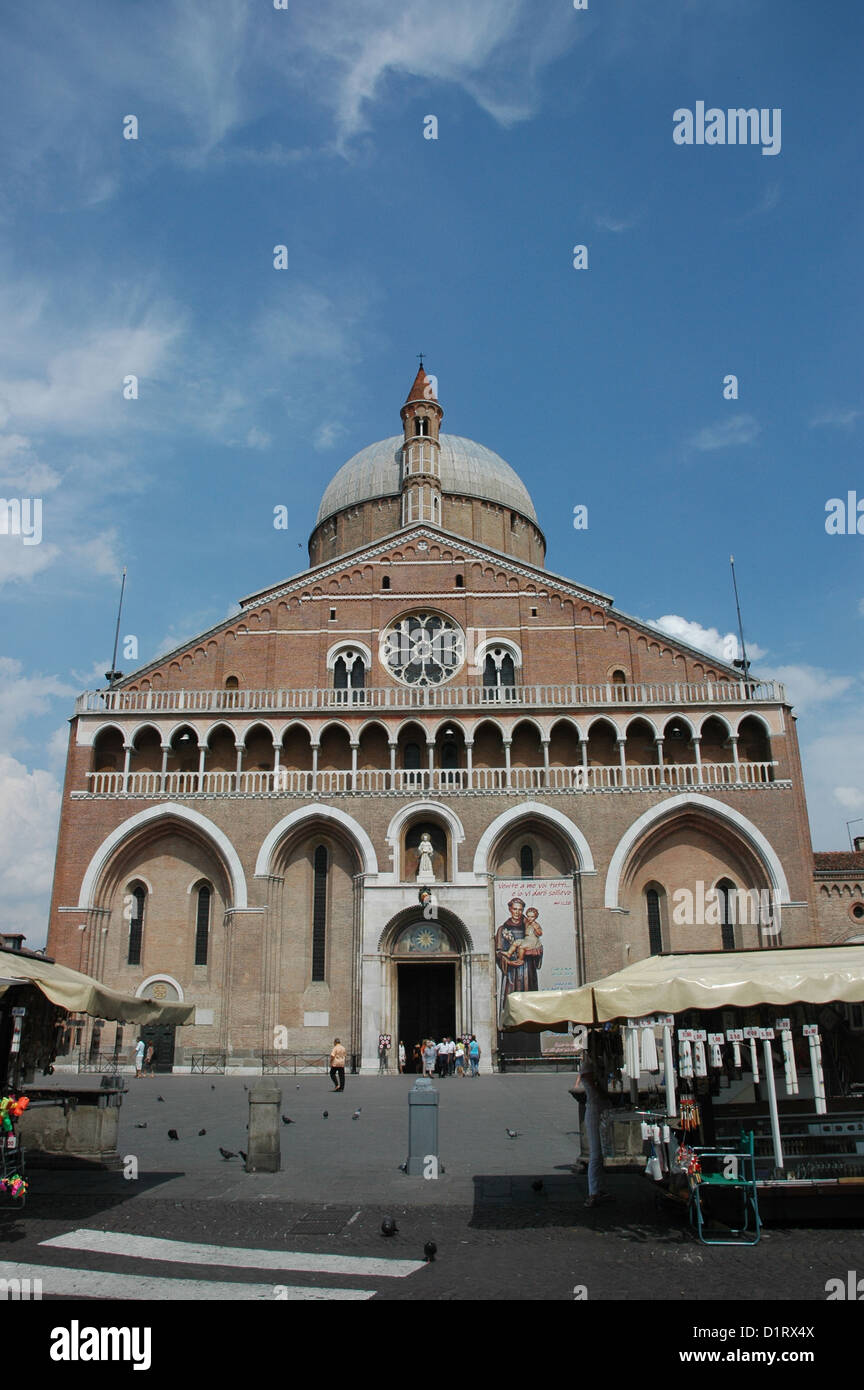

{"left": 646, "top": 888, "right": 663, "bottom": 955}
{"left": 312, "top": 846, "right": 328, "bottom": 982}
{"left": 717, "top": 880, "right": 736, "bottom": 951}
{"left": 520, "top": 844, "right": 535, "bottom": 878}
{"left": 127, "top": 885, "right": 145, "bottom": 966}
{"left": 195, "top": 885, "right": 211, "bottom": 966}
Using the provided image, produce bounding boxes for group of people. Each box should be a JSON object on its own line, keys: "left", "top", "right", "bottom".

{"left": 133, "top": 1038, "right": 155, "bottom": 1078}
{"left": 411, "top": 1036, "right": 480, "bottom": 1078}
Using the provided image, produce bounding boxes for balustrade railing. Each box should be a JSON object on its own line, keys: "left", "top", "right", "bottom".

{"left": 75, "top": 678, "right": 785, "bottom": 716}
{"left": 83, "top": 760, "right": 780, "bottom": 797}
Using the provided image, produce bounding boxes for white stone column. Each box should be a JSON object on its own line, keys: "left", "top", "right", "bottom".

{"left": 273, "top": 743, "right": 281, "bottom": 793}
{"left": 504, "top": 739, "right": 512, "bottom": 790}
{"left": 159, "top": 743, "right": 169, "bottom": 793}
{"left": 655, "top": 738, "right": 665, "bottom": 787}
{"left": 235, "top": 743, "right": 244, "bottom": 792}
{"left": 389, "top": 741, "right": 397, "bottom": 790}
{"left": 730, "top": 734, "right": 741, "bottom": 782}
{"left": 542, "top": 738, "right": 550, "bottom": 789}
{"left": 122, "top": 744, "right": 132, "bottom": 793}
{"left": 350, "top": 741, "right": 358, "bottom": 790}
{"left": 693, "top": 735, "right": 703, "bottom": 786}
{"left": 311, "top": 744, "right": 319, "bottom": 794}
{"left": 617, "top": 737, "right": 626, "bottom": 788}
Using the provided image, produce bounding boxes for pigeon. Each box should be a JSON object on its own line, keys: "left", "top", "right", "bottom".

{"left": 381, "top": 1218, "right": 398, "bottom": 1237}
{"left": 424, "top": 1241, "right": 437, "bottom": 1263}
{"left": 322, "top": 1111, "right": 328, "bottom": 1119}
{"left": 531, "top": 1179, "right": 544, "bottom": 1192}
{"left": 239, "top": 1151, "right": 247, "bottom": 1163}
{"left": 281, "top": 1116, "right": 294, "bottom": 1126}
{"left": 219, "top": 1147, "right": 238, "bottom": 1160}
{"left": 506, "top": 1128, "right": 520, "bottom": 1139}
{"left": 242, "top": 1083, "right": 248, "bottom": 1092}
{"left": 211, "top": 1085, "right": 216, "bottom": 1091}
{"left": 198, "top": 1129, "right": 206, "bottom": 1136}
{"left": 134, "top": 1122, "right": 147, "bottom": 1129}
{"left": 352, "top": 1110, "right": 361, "bottom": 1121}
{"left": 168, "top": 1130, "right": 179, "bottom": 1141}
{"left": 296, "top": 1085, "right": 300, "bottom": 1091}
{"left": 157, "top": 1096, "right": 165, "bottom": 1103}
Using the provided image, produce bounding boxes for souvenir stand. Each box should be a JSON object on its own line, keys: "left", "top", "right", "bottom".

{"left": 501, "top": 944, "right": 864, "bottom": 1226}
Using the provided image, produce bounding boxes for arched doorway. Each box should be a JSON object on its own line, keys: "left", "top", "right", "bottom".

{"left": 138, "top": 979, "right": 181, "bottom": 1073}
{"left": 377, "top": 909, "right": 472, "bottom": 1072}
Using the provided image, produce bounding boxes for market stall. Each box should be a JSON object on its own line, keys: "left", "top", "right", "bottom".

{"left": 0, "top": 946, "right": 194, "bottom": 1174}
{"left": 501, "top": 944, "right": 864, "bottom": 1222}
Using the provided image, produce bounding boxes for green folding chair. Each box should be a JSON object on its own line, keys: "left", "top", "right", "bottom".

{"left": 687, "top": 1129, "right": 761, "bottom": 1246}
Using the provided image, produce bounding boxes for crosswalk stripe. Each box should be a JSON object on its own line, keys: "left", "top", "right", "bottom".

{"left": 0, "top": 1262, "right": 373, "bottom": 1301}
{"left": 42, "top": 1229, "right": 425, "bottom": 1278}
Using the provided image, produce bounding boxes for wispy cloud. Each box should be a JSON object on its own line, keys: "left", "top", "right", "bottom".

{"left": 809, "top": 407, "right": 861, "bottom": 430}
{"left": 686, "top": 414, "right": 761, "bottom": 452}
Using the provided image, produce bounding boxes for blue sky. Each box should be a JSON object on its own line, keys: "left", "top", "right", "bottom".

{"left": 1, "top": 0, "right": 862, "bottom": 945}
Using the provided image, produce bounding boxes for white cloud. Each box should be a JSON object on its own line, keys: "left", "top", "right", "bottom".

{"left": 756, "top": 663, "right": 855, "bottom": 714}
{"left": 646, "top": 614, "right": 766, "bottom": 666}
{"left": 797, "top": 714, "right": 864, "bottom": 850}
{"left": 0, "top": 753, "right": 62, "bottom": 948}
{"left": 834, "top": 787, "right": 864, "bottom": 812}
{"left": 595, "top": 212, "right": 636, "bottom": 233}
{"left": 809, "top": 408, "right": 861, "bottom": 430}
{"left": 0, "top": 658, "right": 77, "bottom": 746}
{"left": 244, "top": 427, "right": 272, "bottom": 450}
{"left": 314, "top": 421, "right": 348, "bottom": 453}
{"left": 687, "top": 415, "right": 761, "bottom": 452}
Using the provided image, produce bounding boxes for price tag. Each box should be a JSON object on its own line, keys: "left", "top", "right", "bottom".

{"left": 726, "top": 1029, "right": 744, "bottom": 1042}
{"left": 775, "top": 1018, "right": 790, "bottom": 1031}
{"left": 743, "top": 1026, "right": 760, "bottom": 1039}
{"left": 678, "top": 1029, "right": 694, "bottom": 1041}
{"left": 803, "top": 1024, "right": 820, "bottom": 1037}
{"left": 760, "top": 1028, "right": 775, "bottom": 1040}
{"left": 11, "top": 1007, "right": 26, "bottom": 1017}
{"left": 708, "top": 1033, "right": 725, "bottom": 1044}
{"left": 693, "top": 1030, "right": 707, "bottom": 1041}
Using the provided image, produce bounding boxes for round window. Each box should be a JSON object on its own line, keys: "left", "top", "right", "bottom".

{"left": 380, "top": 613, "right": 465, "bottom": 686}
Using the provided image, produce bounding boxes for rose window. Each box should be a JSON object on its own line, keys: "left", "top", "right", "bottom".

{"left": 380, "top": 613, "right": 465, "bottom": 686}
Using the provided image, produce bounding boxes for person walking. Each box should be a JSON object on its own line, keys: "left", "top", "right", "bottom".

{"left": 398, "top": 1040, "right": 406, "bottom": 1074}
{"left": 412, "top": 1042, "right": 422, "bottom": 1073}
{"left": 329, "top": 1037, "right": 347, "bottom": 1092}
{"left": 446, "top": 1036, "right": 456, "bottom": 1076}
{"left": 423, "top": 1039, "right": 437, "bottom": 1078}
{"left": 144, "top": 1042, "right": 155, "bottom": 1077}
{"left": 468, "top": 1035, "right": 480, "bottom": 1077}
{"left": 570, "top": 1052, "right": 612, "bottom": 1208}
{"left": 378, "top": 1032, "right": 391, "bottom": 1074}
{"left": 454, "top": 1037, "right": 465, "bottom": 1076}
{"left": 134, "top": 1037, "right": 145, "bottom": 1079}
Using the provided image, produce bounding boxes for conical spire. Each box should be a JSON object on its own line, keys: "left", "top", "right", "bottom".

{"left": 405, "top": 363, "right": 437, "bottom": 403}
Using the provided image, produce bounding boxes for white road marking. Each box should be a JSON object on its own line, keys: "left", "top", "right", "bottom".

{"left": 0, "top": 1262, "right": 372, "bottom": 1301}
{"left": 42, "top": 1229, "right": 424, "bottom": 1278}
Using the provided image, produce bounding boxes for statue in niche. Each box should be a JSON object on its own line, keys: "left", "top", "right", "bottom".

{"left": 416, "top": 832, "right": 436, "bottom": 884}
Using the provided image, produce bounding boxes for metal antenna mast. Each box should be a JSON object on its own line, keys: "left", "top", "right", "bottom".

{"left": 729, "top": 555, "right": 751, "bottom": 685}
{"left": 105, "top": 567, "right": 127, "bottom": 686}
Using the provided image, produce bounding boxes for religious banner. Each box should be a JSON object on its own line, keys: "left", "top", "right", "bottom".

{"left": 493, "top": 878, "right": 578, "bottom": 1051}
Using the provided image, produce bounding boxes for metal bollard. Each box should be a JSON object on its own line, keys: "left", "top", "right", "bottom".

{"left": 246, "top": 1079, "right": 282, "bottom": 1173}
{"left": 405, "top": 1076, "right": 439, "bottom": 1176}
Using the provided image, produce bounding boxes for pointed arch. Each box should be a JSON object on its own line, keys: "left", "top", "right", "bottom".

{"left": 76, "top": 804, "right": 247, "bottom": 909}
{"left": 604, "top": 793, "right": 791, "bottom": 910}
{"left": 255, "top": 804, "right": 378, "bottom": 878}
{"left": 473, "top": 803, "right": 595, "bottom": 876}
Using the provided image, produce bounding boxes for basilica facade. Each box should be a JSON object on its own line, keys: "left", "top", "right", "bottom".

{"left": 46, "top": 367, "right": 863, "bottom": 1070}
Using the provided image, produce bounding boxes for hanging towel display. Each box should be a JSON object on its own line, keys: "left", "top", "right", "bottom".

{"left": 625, "top": 1026, "right": 642, "bottom": 1082}
{"left": 678, "top": 1036, "right": 693, "bottom": 1078}
{"left": 693, "top": 1039, "right": 707, "bottom": 1078}
{"left": 779, "top": 1024, "right": 798, "bottom": 1096}
{"left": 744, "top": 1028, "right": 760, "bottom": 1083}
{"left": 805, "top": 1025, "right": 826, "bottom": 1115}
{"left": 640, "top": 1025, "right": 659, "bottom": 1073}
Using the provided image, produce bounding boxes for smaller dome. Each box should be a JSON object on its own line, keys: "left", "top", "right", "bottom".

{"left": 316, "top": 434, "right": 538, "bottom": 526}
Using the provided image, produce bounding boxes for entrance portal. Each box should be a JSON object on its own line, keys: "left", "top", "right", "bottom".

{"left": 398, "top": 962, "right": 455, "bottom": 1070}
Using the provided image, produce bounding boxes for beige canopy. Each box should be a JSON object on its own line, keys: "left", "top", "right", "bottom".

{"left": 501, "top": 945, "right": 864, "bottom": 1031}
{"left": 0, "top": 949, "right": 194, "bottom": 1026}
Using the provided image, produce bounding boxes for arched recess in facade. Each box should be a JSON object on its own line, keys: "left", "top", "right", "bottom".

{"left": 73, "top": 804, "right": 243, "bottom": 1032}
{"left": 472, "top": 802, "right": 596, "bottom": 877}
{"left": 604, "top": 793, "right": 791, "bottom": 954}
{"left": 374, "top": 904, "right": 477, "bottom": 1065}
{"left": 253, "top": 804, "right": 375, "bottom": 1062}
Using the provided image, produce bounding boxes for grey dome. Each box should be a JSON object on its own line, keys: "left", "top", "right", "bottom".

{"left": 316, "top": 434, "right": 538, "bottom": 526}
